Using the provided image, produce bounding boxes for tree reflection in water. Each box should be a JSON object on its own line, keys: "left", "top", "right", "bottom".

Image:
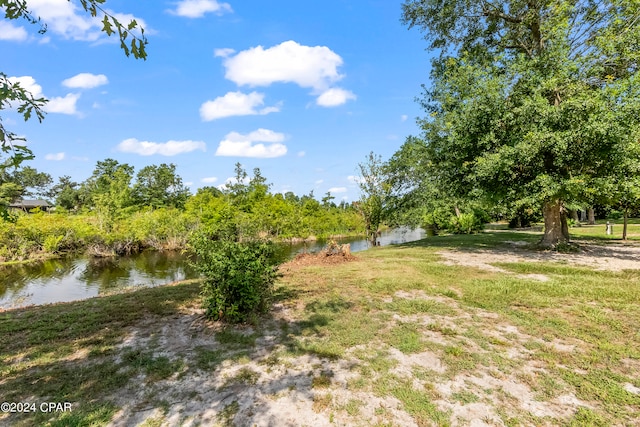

{"left": 0, "top": 251, "right": 198, "bottom": 310}
{"left": 0, "top": 228, "right": 424, "bottom": 310}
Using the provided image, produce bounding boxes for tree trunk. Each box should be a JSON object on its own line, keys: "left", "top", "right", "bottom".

{"left": 540, "top": 200, "right": 569, "bottom": 248}
{"left": 569, "top": 209, "right": 580, "bottom": 226}
{"left": 623, "top": 208, "right": 628, "bottom": 240}
{"left": 454, "top": 205, "right": 461, "bottom": 217}
{"left": 588, "top": 207, "right": 596, "bottom": 225}
{"left": 561, "top": 208, "right": 570, "bottom": 241}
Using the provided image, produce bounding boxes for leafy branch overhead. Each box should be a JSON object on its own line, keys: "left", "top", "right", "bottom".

{"left": 0, "top": 0, "right": 148, "bottom": 60}
{"left": 0, "top": 73, "right": 43, "bottom": 161}
{"left": 0, "top": 0, "right": 149, "bottom": 203}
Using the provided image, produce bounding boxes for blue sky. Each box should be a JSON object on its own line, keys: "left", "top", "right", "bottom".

{"left": 2, "top": 0, "right": 431, "bottom": 201}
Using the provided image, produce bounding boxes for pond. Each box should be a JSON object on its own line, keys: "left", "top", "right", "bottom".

{"left": 0, "top": 228, "right": 425, "bottom": 310}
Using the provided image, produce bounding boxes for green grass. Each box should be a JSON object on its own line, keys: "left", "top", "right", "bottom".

{"left": 569, "top": 221, "right": 640, "bottom": 241}
{"left": 120, "top": 347, "right": 184, "bottom": 380}
{"left": 217, "top": 401, "right": 240, "bottom": 427}
{"left": 2, "top": 230, "right": 640, "bottom": 425}
{"left": 385, "top": 322, "right": 426, "bottom": 354}
{"left": 374, "top": 374, "right": 450, "bottom": 426}
{"left": 222, "top": 367, "right": 260, "bottom": 387}
{"left": 0, "top": 280, "right": 202, "bottom": 426}
{"left": 386, "top": 298, "right": 457, "bottom": 316}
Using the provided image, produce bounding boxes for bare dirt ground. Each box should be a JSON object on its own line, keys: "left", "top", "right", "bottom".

{"left": 439, "top": 240, "right": 640, "bottom": 275}
{"left": 104, "top": 243, "right": 640, "bottom": 427}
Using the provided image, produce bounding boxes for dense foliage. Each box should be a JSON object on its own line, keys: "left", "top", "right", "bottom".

{"left": 395, "top": 0, "right": 640, "bottom": 247}
{"left": 190, "top": 232, "right": 279, "bottom": 323}
{"left": 0, "top": 161, "right": 364, "bottom": 262}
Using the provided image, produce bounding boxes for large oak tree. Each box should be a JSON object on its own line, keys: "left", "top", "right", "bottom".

{"left": 399, "top": 0, "right": 640, "bottom": 247}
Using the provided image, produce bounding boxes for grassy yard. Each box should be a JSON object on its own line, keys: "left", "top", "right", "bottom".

{"left": 570, "top": 219, "right": 640, "bottom": 242}
{"left": 1, "top": 231, "right": 639, "bottom": 426}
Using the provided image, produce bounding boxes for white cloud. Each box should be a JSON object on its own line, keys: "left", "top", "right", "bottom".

{"left": 25, "top": 0, "right": 149, "bottom": 41}
{"left": 0, "top": 21, "right": 28, "bottom": 41}
{"left": 214, "top": 47, "right": 235, "bottom": 57}
{"left": 201, "top": 176, "right": 218, "bottom": 183}
{"left": 215, "top": 128, "right": 287, "bottom": 158}
{"left": 217, "top": 175, "right": 250, "bottom": 190}
{"left": 316, "top": 87, "right": 356, "bottom": 107}
{"left": 184, "top": 181, "right": 194, "bottom": 186}
{"left": 169, "top": 0, "right": 232, "bottom": 18}
{"left": 62, "top": 73, "right": 108, "bottom": 89}
{"left": 117, "top": 138, "right": 206, "bottom": 156}
{"left": 221, "top": 40, "right": 345, "bottom": 91}
{"left": 315, "top": 179, "right": 324, "bottom": 185}
{"left": 297, "top": 151, "right": 306, "bottom": 157}
{"left": 71, "top": 156, "right": 89, "bottom": 161}
{"left": 328, "top": 187, "right": 347, "bottom": 193}
{"left": 8, "top": 76, "right": 79, "bottom": 115}
{"left": 45, "top": 93, "right": 81, "bottom": 115}
{"left": 8, "top": 76, "right": 44, "bottom": 98}
{"left": 200, "top": 91, "right": 280, "bottom": 121}
{"left": 45, "top": 152, "right": 65, "bottom": 161}
{"left": 347, "top": 175, "right": 362, "bottom": 184}
{"left": 401, "top": 114, "right": 408, "bottom": 122}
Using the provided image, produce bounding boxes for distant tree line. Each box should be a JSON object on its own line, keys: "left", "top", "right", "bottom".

{"left": 0, "top": 159, "right": 364, "bottom": 261}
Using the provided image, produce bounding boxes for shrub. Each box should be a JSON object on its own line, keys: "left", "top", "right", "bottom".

{"left": 607, "top": 210, "right": 622, "bottom": 220}
{"left": 422, "top": 207, "right": 452, "bottom": 231}
{"left": 130, "top": 208, "right": 198, "bottom": 250}
{"left": 43, "top": 234, "right": 64, "bottom": 253}
{"left": 190, "top": 232, "right": 280, "bottom": 323}
{"left": 447, "top": 212, "right": 484, "bottom": 234}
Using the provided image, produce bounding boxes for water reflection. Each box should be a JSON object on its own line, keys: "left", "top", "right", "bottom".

{"left": 278, "top": 227, "right": 426, "bottom": 258}
{"left": 0, "top": 251, "right": 198, "bottom": 310}
{"left": 0, "top": 228, "right": 424, "bottom": 309}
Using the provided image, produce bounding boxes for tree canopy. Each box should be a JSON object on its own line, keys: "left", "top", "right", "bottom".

{"left": 397, "top": 0, "right": 640, "bottom": 247}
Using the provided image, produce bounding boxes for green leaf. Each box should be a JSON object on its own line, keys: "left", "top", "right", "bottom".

{"left": 102, "top": 15, "right": 113, "bottom": 36}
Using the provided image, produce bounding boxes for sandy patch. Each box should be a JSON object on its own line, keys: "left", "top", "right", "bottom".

{"left": 438, "top": 240, "right": 640, "bottom": 273}
{"left": 102, "top": 294, "right": 601, "bottom": 427}
{"left": 77, "top": 241, "right": 640, "bottom": 426}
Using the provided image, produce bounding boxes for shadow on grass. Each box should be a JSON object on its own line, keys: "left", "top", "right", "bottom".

{"left": 0, "top": 276, "right": 354, "bottom": 426}
{"left": 393, "top": 231, "right": 541, "bottom": 251}
{"left": 390, "top": 230, "right": 640, "bottom": 269}
{"left": 0, "top": 281, "right": 203, "bottom": 426}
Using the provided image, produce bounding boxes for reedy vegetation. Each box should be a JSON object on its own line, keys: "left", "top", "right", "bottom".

{"left": 0, "top": 161, "right": 363, "bottom": 262}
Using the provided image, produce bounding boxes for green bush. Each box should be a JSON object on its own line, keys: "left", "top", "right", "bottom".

{"left": 43, "top": 234, "right": 64, "bottom": 253}
{"left": 190, "top": 232, "right": 280, "bottom": 323}
{"left": 422, "top": 207, "right": 452, "bottom": 231}
{"left": 607, "top": 210, "right": 623, "bottom": 220}
{"left": 447, "top": 212, "right": 484, "bottom": 234}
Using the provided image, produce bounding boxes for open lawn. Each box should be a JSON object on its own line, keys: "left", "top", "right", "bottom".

{"left": 1, "top": 231, "right": 639, "bottom": 426}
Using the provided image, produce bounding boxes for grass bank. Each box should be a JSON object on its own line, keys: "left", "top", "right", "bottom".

{"left": 1, "top": 231, "right": 639, "bottom": 426}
